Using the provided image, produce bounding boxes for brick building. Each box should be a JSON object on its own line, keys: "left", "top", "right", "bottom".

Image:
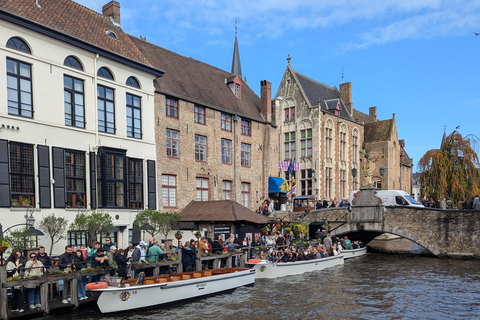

{"left": 130, "top": 36, "right": 279, "bottom": 213}
{"left": 275, "top": 60, "right": 363, "bottom": 201}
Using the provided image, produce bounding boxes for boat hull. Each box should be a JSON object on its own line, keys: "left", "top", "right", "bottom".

{"left": 90, "top": 268, "right": 255, "bottom": 313}
{"left": 248, "top": 254, "right": 344, "bottom": 279}
{"left": 341, "top": 247, "right": 367, "bottom": 259}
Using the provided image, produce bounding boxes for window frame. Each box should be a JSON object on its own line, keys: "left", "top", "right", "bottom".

{"left": 126, "top": 93, "right": 142, "bottom": 139}
{"left": 284, "top": 107, "right": 295, "bottom": 121}
{"left": 166, "top": 97, "right": 178, "bottom": 119}
{"left": 128, "top": 158, "right": 143, "bottom": 209}
{"left": 223, "top": 180, "right": 232, "bottom": 200}
{"left": 7, "top": 57, "right": 33, "bottom": 118}
{"left": 195, "top": 134, "right": 207, "bottom": 162}
{"left": 162, "top": 174, "right": 177, "bottom": 208}
{"left": 300, "top": 169, "right": 313, "bottom": 196}
{"left": 64, "top": 74, "right": 85, "bottom": 128}
{"left": 241, "top": 182, "right": 250, "bottom": 207}
{"left": 241, "top": 120, "right": 251, "bottom": 136}
{"left": 284, "top": 132, "right": 296, "bottom": 160}
{"left": 196, "top": 177, "right": 209, "bottom": 201}
{"left": 300, "top": 129, "right": 312, "bottom": 158}
{"left": 97, "top": 148, "right": 126, "bottom": 208}
{"left": 6, "top": 37, "right": 32, "bottom": 54}
{"left": 166, "top": 129, "right": 180, "bottom": 158}
{"left": 194, "top": 105, "right": 206, "bottom": 125}
{"left": 241, "top": 143, "right": 251, "bottom": 167}
{"left": 221, "top": 113, "right": 232, "bottom": 132}
{"left": 221, "top": 138, "right": 232, "bottom": 164}
{"left": 9, "top": 142, "right": 35, "bottom": 207}
{"left": 97, "top": 84, "right": 115, "bottom": 134}
{"left": 64, "top": 149, "right": 86, "bottom": 208}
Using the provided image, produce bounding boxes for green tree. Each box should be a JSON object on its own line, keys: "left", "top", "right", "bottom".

{"left": 38, "top": 213, "right": 68, "bottom": 256}
{"left": 5, "top": 227, "right": 36, "bottom": 252}
{"left": 418, "top": 131, "right": 480, "bottom": 203}
{"left": 134, "top": 209, "right": 181, "bottom": 239}
{"left": 69, "top": 210, "right": 114, "bottom": 246}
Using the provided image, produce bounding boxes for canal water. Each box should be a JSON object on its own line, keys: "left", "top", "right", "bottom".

{"left": 46, "top": 253, "right": 480, "bottom": 320}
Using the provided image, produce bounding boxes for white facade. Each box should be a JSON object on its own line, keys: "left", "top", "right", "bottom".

{"left": 0, "top": 19, "right": 160, "bottom": 255}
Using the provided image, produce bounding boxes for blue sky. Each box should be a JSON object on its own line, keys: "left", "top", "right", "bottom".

{"left": 78, "top": 0, "right": 480, "bottom": 168}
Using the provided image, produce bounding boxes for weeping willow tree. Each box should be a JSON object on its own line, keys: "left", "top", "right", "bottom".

{"left": 418, "top": 131, "right": 480, "bottom": 203}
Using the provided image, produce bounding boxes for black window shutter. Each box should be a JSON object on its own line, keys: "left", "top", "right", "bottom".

{"left": 90, "top": 152, "right": 97, "bottom": 209}
{"left": 147, "top": 160, "right": 156, "bottom": 210}
{"left": 125, "top": 156, "right": 130, "bottom": 209}
{"left": 0, "top": 140, "right": 10, "bottom": 207}
{"left": 52, "top": 147, "right": 65, "bottom": 208}
{"left": 37, "top": 145, "right": 51, "bottom": 208}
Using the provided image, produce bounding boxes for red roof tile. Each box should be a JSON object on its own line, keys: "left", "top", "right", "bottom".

{"left": 0, "top": 0, "right": 152, "bottom": 67}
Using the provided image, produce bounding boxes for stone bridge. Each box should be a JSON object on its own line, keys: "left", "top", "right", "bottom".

{"left": 275, "top": 188, "right": 480, "bottom": 258}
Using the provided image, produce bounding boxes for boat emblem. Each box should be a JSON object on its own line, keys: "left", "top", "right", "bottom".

{"left": 259, "top": 266, "right": 266, "bottom": 272}
{"left": 119, "top": 291, "right": 131, "bottom": 302}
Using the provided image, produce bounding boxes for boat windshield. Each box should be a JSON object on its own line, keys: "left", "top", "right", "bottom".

{"left": 405, "top": 195, "right": 420, "bottom": 205}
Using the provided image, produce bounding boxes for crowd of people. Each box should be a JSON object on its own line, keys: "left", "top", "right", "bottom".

{"left": 255, "top": 198, "right": 351, "bottom": 215}
{"left": 421, "top": 195, "right": 480, "bottom": 210}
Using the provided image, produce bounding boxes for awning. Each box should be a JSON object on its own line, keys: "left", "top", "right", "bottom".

{"left": 268, "top": 177, "right": 287, "bottom": 193}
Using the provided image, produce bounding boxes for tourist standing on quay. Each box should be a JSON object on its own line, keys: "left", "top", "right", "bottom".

{"left": 25, "top": 252, "right": 44, "bottom": 309}
{"left": 37, "top": 246, "right": 52, "bottom": 269}
{"left": 116, "top": 249, "right": 129, "bottom": 279}
{"left": 58, "top": 246, "right": 74, "bottom": 304}
{"left": 72, "top": 250, "right": 88, "bottom": 301}
{"left": 7, "top": 250, "right": 26, "bottom": 313}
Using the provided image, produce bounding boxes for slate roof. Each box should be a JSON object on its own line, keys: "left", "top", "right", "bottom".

{"left": 0, "top": 0, "right": 161, "bottom": 75}
{"left": 129, "top": 36, "right": 266, "bottom": 123}
{"left": 352, "top": 109, "right": 376, "bottom": 124}
{"left": 180, "top": 200, "right": 269, "bottom": 224}
{"left": 292, "top": 69, "right": 353, "bottom": 121}
{"left": 364, "top": 119, "right": 394, "bottom": 142}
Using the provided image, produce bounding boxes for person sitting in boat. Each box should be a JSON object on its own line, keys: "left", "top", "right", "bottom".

{"left": 343, "top": 237, "right": 352, "bottom": 250}
{"left": 336, "top": 241, "right": 343, "bottom": 253}
{"left": 352, "top": 241, "right": 360, "bottom": 249}
{"left": 279, "top": 248, "right": 290, "bottom": 262}
{"left": 331, "top": 244, "right": 339, "bottom": 256}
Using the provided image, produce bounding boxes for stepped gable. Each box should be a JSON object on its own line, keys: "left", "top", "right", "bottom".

{"left": 0, "top": 0, "right": 151, "bottom": 66}
{"left": 180, "top": 200, "right": 269, "bottom": 224}
{"left": 293, "top": 70, "right": 353, "bottom": 120}
{"left": 129, "top": 36, "right": 264, "bottom": 122}
{"left": 364, "top": 119, "right": 394, "bottom": 142}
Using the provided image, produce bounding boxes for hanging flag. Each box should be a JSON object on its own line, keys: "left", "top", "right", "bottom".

{"left": 279, "top": 180, "right": 290, "bottom": 193}
{"left": 291, "top": 183, "right": 296, "bottom": 196}
{"left": 292, "top": 175, "right": 296, "bottom": 186}
{"left": 287, "top": 158, "right": 295, "bottom": 175}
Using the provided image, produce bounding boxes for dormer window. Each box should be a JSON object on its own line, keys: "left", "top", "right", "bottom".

{"left": 226, "top": 75, "right": 242, "bottom": 98}
{"left": 325, "top": 98, "right": 342, "bottom": 116}
{"left": 234, "top": 84, "right": 240, "bottom": 97}
{"left": 107, "top": 30, "right": 118, "bottom": 39}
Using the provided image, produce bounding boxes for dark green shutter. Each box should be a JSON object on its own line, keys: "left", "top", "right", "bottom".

{"left": 0, "top": 140, "right": 10, "bottom": 207}
{"left": 90, "top": 152, "right": 97, "bottom": 209}
{"left": 37, "top": 145, "right": 51, "bottom": 208}
{"left": 52, "top": 147, "right": 65, "bottom": 208}
{"left": 147, "top": 160, "right": 156, "bottom": 210}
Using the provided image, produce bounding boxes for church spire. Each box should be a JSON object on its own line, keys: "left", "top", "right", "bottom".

{"left": 440, "top": 126, "right": 447, "bottom": 149}
{"left": 231, "top": 18, "right": 242, "bottom": 78}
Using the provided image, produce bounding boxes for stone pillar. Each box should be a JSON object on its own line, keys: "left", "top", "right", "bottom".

{"left": 350, "top": 187, "right": 384, "bottom": 222}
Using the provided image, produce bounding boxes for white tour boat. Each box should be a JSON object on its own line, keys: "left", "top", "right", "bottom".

{"left": 341, "top": 246, "right": 367, "bottom": 259}
{"left": 86, "top": 268, "right": 255, "bottom": 313}
{"left": 247, "top": 254, "right": 344, "bottom": 279}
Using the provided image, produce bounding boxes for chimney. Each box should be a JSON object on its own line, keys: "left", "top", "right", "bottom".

{"left": 339, "top": 82, "right": 353, "bottom": 116}
{"left": 369, "top": 106, "right": 377, "bottom": 121}
{"left": 102, "top": 1, "right": 120, "bottom": 26}
{"left": 260, "top": 80, "right": 272, "bottom": 122}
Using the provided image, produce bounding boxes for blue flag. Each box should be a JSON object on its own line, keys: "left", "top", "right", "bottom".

{"left": 287, "top": 158, "right": 295, "bottom": 175}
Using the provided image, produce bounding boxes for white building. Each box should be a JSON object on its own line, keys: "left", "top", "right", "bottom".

{"left": 0, "top": 0, "right": 163, "bottom": 254}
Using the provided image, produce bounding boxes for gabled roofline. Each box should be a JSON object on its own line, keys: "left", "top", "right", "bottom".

{"left": 287, "top": 65, "right": 312, "bottom": 108}
{"left": 0, "top": 10, "right": 165, "bottom": 77}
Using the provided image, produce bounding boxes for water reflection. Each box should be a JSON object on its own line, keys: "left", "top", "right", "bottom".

{"left": 50, "top": 254, "right": 480, "bottom": 320}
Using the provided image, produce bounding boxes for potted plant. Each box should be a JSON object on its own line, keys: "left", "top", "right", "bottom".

{"left": 22, "top": 198, "right": 31, "bottom": 206}
{"left": 194, "top": 231, "right": 202, "bottom": 239}
{"left": 174, "top": 230, "right": 183, "bottom": 240}
{"left": 0, "top": 239, "right": 10, "bottom": 251}
{"left": 261, "top": 227, "right": 269, "bottom": 234}
{"left": 11, "top": 198, "right": 19, "bottom": 206}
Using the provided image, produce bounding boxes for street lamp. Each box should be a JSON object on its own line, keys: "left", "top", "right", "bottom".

{"left": 25, "top": 206, "right": 35, "bottom": 226}
{"left": 379, "top": 166, "right": 386, "bottom": 189}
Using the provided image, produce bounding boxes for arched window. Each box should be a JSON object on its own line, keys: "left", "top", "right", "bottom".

{"left": 325, "top": 119, "right": 334, "bottom": 159}
{"left": 6, "top": 37, "right": 31, "bottom": 54}
{"left": 97, "top": 67, "right": 114, "bottom": 80}
{"left": 63, "top": 56, "right": 84, "bottom": 71}
{"left": 352, "top": 128, "right": 359, "bottom": 164}
{"left": 126, "top": 76, "right": 140, "bottom": 88}
{"left": 107, "top": 31, "right": 118, "bottom": 39}
{"left": 339, "top": 124, "right": 347, "bottom": 161}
